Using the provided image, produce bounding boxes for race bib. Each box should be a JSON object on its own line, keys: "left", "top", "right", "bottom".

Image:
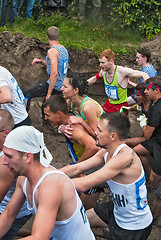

{"left": 135, "top": 175, "right": 148, "bottom": 210}
{"left": 62, "top": 59, "right": 68, "bottom": 75}
{"left": 105, "top": 85, "right": 119, "bottom": 100}
{"left": 16, "top": 83, "right": 25, "bottom": 103}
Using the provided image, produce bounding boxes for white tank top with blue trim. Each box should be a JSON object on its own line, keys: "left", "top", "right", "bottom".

{"left": 104, "top": 143, "right": 153, "bottom": 230}
{"left": 23, "top": 170, "right": 95, "bottom": 240}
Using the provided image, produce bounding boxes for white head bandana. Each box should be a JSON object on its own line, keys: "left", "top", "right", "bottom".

{"left": 4, "top": 126, "right": 53, "bottom": 167}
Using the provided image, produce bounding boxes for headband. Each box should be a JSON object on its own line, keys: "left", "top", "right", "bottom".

{"left": 146, "top": 83, "right": 160, "bottom": 90}
{"left": 4, "top": 126, "right": 52, "bottom": 167}
{"left": 135, "top": 90, "right": 145, "bottom": 96}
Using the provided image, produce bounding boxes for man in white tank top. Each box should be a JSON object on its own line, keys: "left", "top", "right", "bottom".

{"left": 0, "top": 125, "right": 95, "bottom": 240}
{"left": 60, "top": 112, "right": 153, "bottom": 240}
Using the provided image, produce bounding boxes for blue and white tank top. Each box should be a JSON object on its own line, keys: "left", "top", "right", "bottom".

{"left": 46, "top": 45, "right": 69, "bottom": 91}
{"left": 140, "top": 64, "right": 157, "bottom": 83}
{"left": 104, "top": 143, "right": 153, "bottom": 230}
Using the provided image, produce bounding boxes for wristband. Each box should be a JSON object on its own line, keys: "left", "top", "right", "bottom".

{"left": 136, "top": 105, "right": 142, "bottom": 111}
{"left": 96, "top": 72, "right": 103, "bottom": 80}
{"left": 120, "top": 106, "right": 130, "bottom": 113}
{"left": 58, "top": 125, "right": 65, "bottom": 134}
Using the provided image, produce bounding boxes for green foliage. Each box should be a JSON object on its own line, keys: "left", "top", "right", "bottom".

{"left": 112, "top": 0, "right": 161, "bottom": 39}
{"left": 18, "top": 0, "right": 48, "bottom": 19}
{"left": 66, "top": 0, "right": 79, "bottom": 18}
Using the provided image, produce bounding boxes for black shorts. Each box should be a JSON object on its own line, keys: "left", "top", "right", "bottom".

{"left": 94, "top": 201, "right": 152, "bottom": 240}
{"left": 14, "top": 115, "right": 31, "bottom": 129}
{"left": 141, "top": 138, "right": 161, "bottom": 175}
{"left": 141, "top": 138, "right": 156, "bottom": 156}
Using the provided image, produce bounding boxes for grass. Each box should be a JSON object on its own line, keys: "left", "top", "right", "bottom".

{"left": 0, "top": 11, "right": 142, "bottom": 55}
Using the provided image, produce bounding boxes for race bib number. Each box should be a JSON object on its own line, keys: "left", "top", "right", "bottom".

{"left": 62, "top": 59, "right": 68, "bottom": 75}
{"left": 105, "top": 85, "right": 119, "bottom": 100}
{"left": 16, "top": 83, "right": 25, "bottom": 102}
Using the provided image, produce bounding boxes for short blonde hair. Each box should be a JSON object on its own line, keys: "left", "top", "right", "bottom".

{"left": 99, "top": 49, "right": 115, "bottom": 61}
{"left": 47, "top": 26, "right": 59, "bottom": 41}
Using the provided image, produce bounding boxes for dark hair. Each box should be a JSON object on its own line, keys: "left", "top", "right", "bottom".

{"left": 137, "top": 47, "right": 151, "bottom": 62}
{"left": 100, "top": 112, "right": 130, "bottom": 140}
{"left": 43, "top": 95, "right": 69, "bottom": 114}
{"left": 135, "top": 83, "right": 146, "bottom": 91}
{"left": 18, "top": 151, "right": 40, "bottom": 161}
{"left": 146, "top": 76, "right": 161, "bottom": 92}
{"left": 66, "top": 72, "right": 89, "bottom": 96}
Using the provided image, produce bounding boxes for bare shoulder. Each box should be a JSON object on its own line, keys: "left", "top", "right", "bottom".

{"left": 48, "top": 47, "right": 59, "bottom": 58}
{"left": 38, "top": 171, "right": 73, "bottom": 198}
{"left": 40, "top": 170, "right": 70, "bottom": 187}
{"left": 119, "top": 145, "right": 135, "bottom": 160}
{"left": 117, "top": 65, "right": 133, "bottom": 74}
{"left": 117, "top": 65, "right": 126, "bottom": 71}
{"left": 83, "top": 100, "right": 97, "bottom": 111}
{"left": 108, "top": 146, "right": 142, "bottom": 183}
{"left": 108, "top": 146, "right": 136, "bottom": 168}
{"left": 71, "top": 123, "right": 93, "bottom": 142}
{"left": 121, "top": 146, "right": 136, "bottom": 161}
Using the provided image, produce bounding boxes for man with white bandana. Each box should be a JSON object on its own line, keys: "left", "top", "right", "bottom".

{"left": 0, "top": 109, "right": 32, "bottom": 240}
{"left": 0, "top": 126, "right": 95, "bottom": 240}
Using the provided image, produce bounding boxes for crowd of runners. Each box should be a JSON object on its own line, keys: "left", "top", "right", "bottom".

{"left": 0, "top": 25, "right": 160, "bottom": 240}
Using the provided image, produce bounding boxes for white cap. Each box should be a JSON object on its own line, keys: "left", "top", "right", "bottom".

{"left": 4, "top": 126, "right": 53, "bottom": 167}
